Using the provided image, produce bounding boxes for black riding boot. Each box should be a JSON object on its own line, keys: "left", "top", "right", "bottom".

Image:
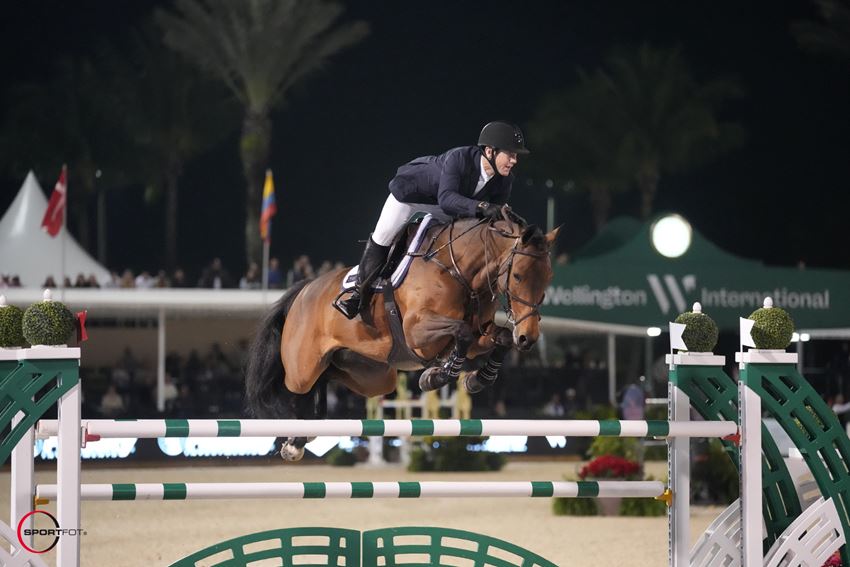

{"left": 333, "top": 236, "right": 390, "bottom": 319}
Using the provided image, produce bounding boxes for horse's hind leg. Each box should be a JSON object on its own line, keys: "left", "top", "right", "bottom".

{"left": 279, "top": 374, "right": 330, "bottom": 461}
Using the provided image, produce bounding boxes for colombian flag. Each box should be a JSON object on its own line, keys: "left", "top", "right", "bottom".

{"left": 259, "top": 169, "right": 277, "bottom": 242}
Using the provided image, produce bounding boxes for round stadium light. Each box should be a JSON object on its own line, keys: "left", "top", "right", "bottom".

{"left": 651, "top": 214, "right": 693, "bottom": 259}
{"left": 646, "top": 327, "right": 662, "bottom": 337}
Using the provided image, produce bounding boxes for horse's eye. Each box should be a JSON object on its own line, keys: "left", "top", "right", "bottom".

{"left": 513, "top": 273, "right": 522, "bottom": 282}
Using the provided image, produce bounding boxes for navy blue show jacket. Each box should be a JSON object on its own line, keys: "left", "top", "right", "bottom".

{"left": 388, "top": 146, "right": 513, "bottom": 218}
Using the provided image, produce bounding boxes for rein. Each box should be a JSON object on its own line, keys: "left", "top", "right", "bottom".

{"left": 411, "top": 219, "right": 548, "bottom": 331}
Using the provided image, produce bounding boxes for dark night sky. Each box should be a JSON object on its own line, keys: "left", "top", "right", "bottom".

{"left": 1, "top": 1, "right": 848, "bottom": 280}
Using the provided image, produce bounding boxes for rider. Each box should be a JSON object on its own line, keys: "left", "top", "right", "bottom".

{"left": 334, "top": 121, "right": 530, "bottom": 319}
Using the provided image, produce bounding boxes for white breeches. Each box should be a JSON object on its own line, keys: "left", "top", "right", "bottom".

{"left": 371, "top": 194, "right": 451, "bottom": 246}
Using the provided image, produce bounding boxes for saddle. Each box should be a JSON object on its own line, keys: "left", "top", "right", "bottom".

{"left": 338, "top": 215, "right": 443, "bottom": 366}
{"left": 340, "top": 214, "right": 440, "bottom": 292}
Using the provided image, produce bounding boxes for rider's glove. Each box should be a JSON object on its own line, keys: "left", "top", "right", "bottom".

{"left": 476, "top": 201, "right": 502, "bottom": 220}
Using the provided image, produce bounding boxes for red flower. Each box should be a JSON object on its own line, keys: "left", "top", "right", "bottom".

{"left": 820, "top": 551, "right": 841, "bottom": 567}
{"left": 579, "top": 455, "right": 641, "bottom": 480}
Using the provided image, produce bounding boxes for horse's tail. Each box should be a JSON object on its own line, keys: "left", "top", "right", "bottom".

{"left": 245, "top": 279, "right": 311, "bottom": 418}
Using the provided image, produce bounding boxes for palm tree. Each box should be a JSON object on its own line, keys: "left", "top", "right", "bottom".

{"left": 529, "top": 74, "right": 635, "bottom": 231}
{"left": 594, "top": 44, "right": 745, "bottom": 219}
{"left": 156, "top": 0, "right": 369, "bottom": 264}
{"left": 792, "top": 0, "right": 850, "bottom": 61}
{"left": 106, "top": 25, "right": 237, "bottom": 269}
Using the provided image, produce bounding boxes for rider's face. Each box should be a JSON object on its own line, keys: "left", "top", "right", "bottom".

{"left": 486, "top": 147, "right": 519, "bottom": 176}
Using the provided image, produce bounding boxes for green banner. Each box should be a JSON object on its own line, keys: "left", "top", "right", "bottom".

{"left": 540, "top": 220, "right": 849, "bottom": 330}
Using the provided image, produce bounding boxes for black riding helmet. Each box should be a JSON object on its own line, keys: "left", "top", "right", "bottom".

{"left": 478, "top": 121, "right": 530, "bottom": 155}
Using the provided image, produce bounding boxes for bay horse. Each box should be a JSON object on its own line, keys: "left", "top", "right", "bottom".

{"left": 246, "top": 211, "right": 559, "bottom": 460}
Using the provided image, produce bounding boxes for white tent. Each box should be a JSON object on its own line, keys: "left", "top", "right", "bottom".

{"left": 0, "top": 171, "right": 111, "bottom": 288}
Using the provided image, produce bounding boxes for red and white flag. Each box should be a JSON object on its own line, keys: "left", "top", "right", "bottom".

{"left": 41, "top": 164, "right": 67, "bottom": 237}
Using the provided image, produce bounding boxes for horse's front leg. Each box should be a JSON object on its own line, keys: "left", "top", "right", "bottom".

{"left": 464, "top": 325, "right": 512, "bottom": 394}
{"left": 406, "top": 310, "right": 474, "bottom": 392}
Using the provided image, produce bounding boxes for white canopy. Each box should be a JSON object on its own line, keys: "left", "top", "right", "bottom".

{"left": 0, "top": 171, "right": 111, "bottom": 288}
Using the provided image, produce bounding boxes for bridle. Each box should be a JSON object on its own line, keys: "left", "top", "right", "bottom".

{"left": 415, "top": 219, "right": 549, "bottom": 330}
{"left": 494, "top": 237, "right": 548, "bottom": 326}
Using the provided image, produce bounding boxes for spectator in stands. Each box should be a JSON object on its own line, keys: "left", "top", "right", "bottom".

{"left": 198, "top": 258, "right": 234, "bottom": 289}
{"left": 99, "top": 384, "right": 125, "bottom": 417}
{"left": 103, "top": 271, "right": 120, "bottom": 288}
{"left": 119, "top": 269, "right": 135, "bottom": 288}
{"left": 86, "top": 274, "right": 101, "bottom": 288}
{"left": 163, "top": 372, "right": 179, "bottom": 413}
{"left": 286, "top": 255, "right": 315, "bottom": 287}
{"left": 184, "top": 349, "right": 203, "bottom": 387}
{"left": 239, "top": 262, "right": 262, "bottom": 289}
{"left": 154, "top": 270, "right": 170, "bottom": 288}
{"left": 620, "top": 383, "right": 645, "bottom": 420}
{"left": 42, "top": 275, "right": 57, "bottom": 288}
{"left": 62, "top": 276, "right": 72, "bottom": 288}
{"left": 170, "top": 268, "right": 189, "bottom": 288}
{"left": 317, "top": 260, "right": 334, "bottom": 276}
{"left": 74, "top": 273, "right": 88, "bottom": 287}
{"left": 1, "top": 275, "right": 22, "bottom": 288}
{"left": 172, "top": 383, "right": 196, "bottom": 417}
{"left": 267, "top": 258, "right": 283, "bottom": 288}
{"left": 135, "top": 271, "right": 154, "bottom": 288}
{"left": 563, "top": 387, "right": 579, "bottom": 418}
{"left": 542, "top": 392, "right": 565, "bottom": 417}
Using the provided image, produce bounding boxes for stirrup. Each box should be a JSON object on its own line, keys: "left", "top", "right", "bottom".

{"left": 332, "top": 289, "right": 360, "bottom": 319}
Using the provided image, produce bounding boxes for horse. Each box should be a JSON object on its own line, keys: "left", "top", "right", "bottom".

{"left": 246, "top": 212, "right": 559, "bottom": 460}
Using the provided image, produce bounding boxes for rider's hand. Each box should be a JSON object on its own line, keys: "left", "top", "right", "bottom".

{"left": 476, "top": 201, "right": 502, "bottom": 221}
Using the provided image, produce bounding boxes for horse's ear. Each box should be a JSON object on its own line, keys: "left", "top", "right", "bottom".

{"left": 545, "top": 225, "right": 563, "bottom": 247}
{"left": 521, "top": 224, "right": 544, "bottom": 246}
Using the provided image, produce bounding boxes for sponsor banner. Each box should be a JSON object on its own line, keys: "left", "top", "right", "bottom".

{"left": 542, "top": 266, "right": 847, "bottom": 329}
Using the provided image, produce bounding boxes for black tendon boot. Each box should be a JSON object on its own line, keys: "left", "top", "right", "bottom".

{"left": 333, "top": 236, "right": 390, "bottom": 319}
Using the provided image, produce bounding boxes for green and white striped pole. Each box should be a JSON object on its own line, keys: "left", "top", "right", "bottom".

{"left": 37, "top": 419, "right": 737, "bottom": 440}
{"left": 36, "top": 480, "right": 666, "bottom": 502}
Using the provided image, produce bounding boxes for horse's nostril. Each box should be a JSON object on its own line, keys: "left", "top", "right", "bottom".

{"left": 518, "top": 335, "right": 528, "bottom": 345}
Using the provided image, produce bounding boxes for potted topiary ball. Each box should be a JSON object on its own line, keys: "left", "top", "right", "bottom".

{"left": 22, "top": 289, "right": 76, "bottom": 347}
{"left": 673, "top": 302, "right": 719, "bottom": 353}
{"left": 748, "top": 297, "right": 794, "bottom": 350}
{"left": 0, "top": 295, "right": 27, "bottom": 348}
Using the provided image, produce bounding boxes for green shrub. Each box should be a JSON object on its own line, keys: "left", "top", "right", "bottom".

{"left": 408, "top": 447, "right": 433, "bottom": 471}
{"left": 674, "top": 310, "right": 719, "bottom": 352}
{"left": 22, "top": 300, "right": 75, "bottom": 346}
{"left": 407, "top": 437, "right": 504, "bottom": 472}
{"left": 325, "top": 447, "right": 357, "bottom": 466}
{"left": 575, "top": 405, "right": 617, "bottom": 420}
{"left": 620, "top": 496, "right": 667, "bottom": 516}
{"left": 748, "top": 306, "right": 794, "bottom": 350}
{"left": 691, "top": 439, "right": 738, "bottom": 504}
{"left": 587, "top": 436, "right": 640, "bottom": 460}
{"left": 552, "top": 497, "right": 597, "bottom": 516}
{"left": 0, "top": 302, "right": 26, "bottom": 348}
{"left": 643, "top": 443, "right": 668, "bottom": 461}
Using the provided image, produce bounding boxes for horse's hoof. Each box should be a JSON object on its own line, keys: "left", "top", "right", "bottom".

{"left": 463, "top": 371, "right": 494, "bottom": 394}
{"left": 419, "top": 366, "right": 451, "bottom": 392}
{"left": 280, "top": 444, "right": 305, "bottom": 462}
